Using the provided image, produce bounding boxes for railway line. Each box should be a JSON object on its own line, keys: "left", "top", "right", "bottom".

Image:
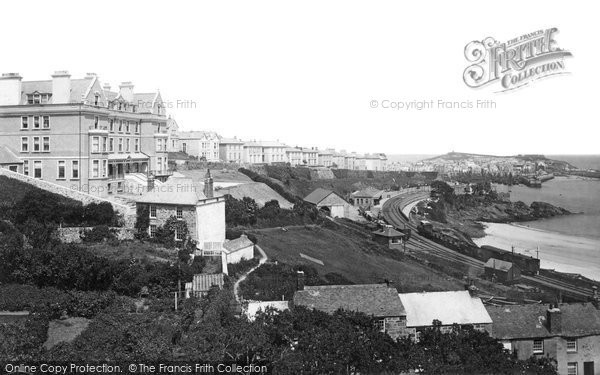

{"left": 381, "top": 193, "right": 595, "bottom": 301}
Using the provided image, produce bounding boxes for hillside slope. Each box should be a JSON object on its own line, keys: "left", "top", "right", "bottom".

{"left": 249, "top": 224, "right": 465, "bottom": 293}
{"left": 218, "top": 182, "right": 294, "bottom": 209}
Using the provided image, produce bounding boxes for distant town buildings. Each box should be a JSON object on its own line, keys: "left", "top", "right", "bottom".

{"left": 178, "top": 131, "right": 220, "bottom": 162}
{"left": 219, "top": 137, "right": 244, "bottom": 164}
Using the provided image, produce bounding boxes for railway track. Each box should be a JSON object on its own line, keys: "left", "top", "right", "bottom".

{"left": 381, "top": 194, "right": 595, "bottom": 300}
{"left": 382, "top": 194, "right": 485, "bottom": 271}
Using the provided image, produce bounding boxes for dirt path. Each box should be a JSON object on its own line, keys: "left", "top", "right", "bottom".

{"left": 233, "top": 245, "right": 268, "bottom": 302}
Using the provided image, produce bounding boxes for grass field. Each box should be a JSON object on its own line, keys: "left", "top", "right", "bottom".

{"left": 219, "top": 182, "right": 294, "bottom": 208}
{"left": 249, "top": 224, "right": 465, "bottom": 293}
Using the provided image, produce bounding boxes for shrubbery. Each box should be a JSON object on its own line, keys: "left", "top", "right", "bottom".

{"left": 239, "top": 262, "right": 353, "bottom": 301}
{"left": 0, "top": 225, "right": 203, "bottom": 297}
{"left": 10, "top": 190, "right": 120, "bottom": 227}
{"left": 0, "top": 284, "right": 116, "bottom": 319}
{"left": 81, "top": 225, "right": 117, "bottom": 243}
{"left": 225, "top": 195, "right": 321, "bottom": 228}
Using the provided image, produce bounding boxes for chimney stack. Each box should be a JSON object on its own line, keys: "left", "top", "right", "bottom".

{"left": 297, "top": 271, "right": 305, "bottom": 291}
{"left": 203, "top": 169, "right": 214, "bottom": 198}
{"left": 0, "top": 73, "right": 23, "bottom": 105}
{"left": 103, "top": 83, "right": 112, "bottom": 92}
{"left": 119, "top": 81, "right": 134, "bottom": 102}
{"left": 546, "top": 304, "right": 562, "bottom": 334}
{"left": 51, "top": 71, "right": 71, "bottom": 104}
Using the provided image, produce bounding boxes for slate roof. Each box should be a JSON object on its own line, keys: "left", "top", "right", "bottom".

{"left": 487, "top": 303, "right": 600, "bottom": 340}
{"left": 351, "top": 187, "right": 384, "bottom": 198}
{"left": 372, "top": 227, "right": 405, "bottom": 238}
{"left": 223, "top": 235, "right": 254, "bottom": 253}
{"left": 303, "top": 188, "right": 339, "bottom": 205}
{"left": 137, "top": 177, "right": 207, "bottom": 205}
{"left": 220, "top": 137, "right": 244, "bottom": 144}
{"left": 21, "top": 78, "right": 94, "bottom": 104}
{"left": 133, "top": 93, "right": 160, "bottom": 113}
{"left": 398, "top": 291, "right": 492, "bottom": 327}
{"left": 484, "top": 258, "right": 513, "bottom": 272}
{"left": 179, "top": 131, "right": 220, "bottom": 140}
{"left": 293, "top": 284, "right": 405, "bottom": 318}
{"left": 0, "top": 146, "right": 23, "bottom": 164}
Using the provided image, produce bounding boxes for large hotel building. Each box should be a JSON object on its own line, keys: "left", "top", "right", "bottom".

{"left": 0, "top": 71, "right": 169, "bottom": 197}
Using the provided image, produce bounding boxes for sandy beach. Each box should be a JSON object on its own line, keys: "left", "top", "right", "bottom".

{"left": 473, "top": 222, "right": 600, "bottom": 281}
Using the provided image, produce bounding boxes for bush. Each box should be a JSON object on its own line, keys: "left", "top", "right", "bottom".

{"left": 0, "top": 284, "right": 115, "bottom": 319}
{"left": 134, "top": 204, "right": 150, "bottom": 240}
{"left": 10, "top": 190, "right": 119, "bottom": 227}
{"left": 82, "top": 225, "right": 116, "bottom": 243}
{"left": 227, "top": 257, "right": 259, "bottom": 279}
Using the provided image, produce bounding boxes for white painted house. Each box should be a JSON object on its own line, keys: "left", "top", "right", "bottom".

{"left": 222, "top": 234, "right": 255, "bottom": 264}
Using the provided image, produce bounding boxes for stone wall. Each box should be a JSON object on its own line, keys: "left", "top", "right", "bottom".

{"left": 0, "top": 168, "right": 131, "bottom": 214}
{"left": 146, "top": 204, "right": 197, "bottom": 240}
{"left": 0, "top": 168, "right": 137, "bottom": 228}
{"left": 55, "top": 227, "right": 135, "bottom": 244}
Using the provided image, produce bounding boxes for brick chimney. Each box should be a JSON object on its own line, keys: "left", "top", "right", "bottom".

{"left": 52, "top": 71, "right": 71, "bottom": 104}
{"left": 203, "top": 169, "right": 214, "bottom": 198}
{"left": 119, "top": 81, "right": 134, "bottom": 102}
{"left": 297, "top": 271, "right": 305, "bottom": 291}
{"left": 546, "top": 304, "right": 562, "bottom": 334}
{"left": 0, "top": 73, "right": 23, "bottom": 105}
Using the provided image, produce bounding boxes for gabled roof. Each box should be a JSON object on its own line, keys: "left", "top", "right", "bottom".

{"left": 294, "top": 284, "right": 405, "bottom": 318}
{"left": 223, "top": 235, "right": 254, "bottom": 253}
{"left": 133, "top": 93, "right": 160, "bottom": 113}
{"left": 179, "top": 131, "right": 220, "bottom": 140}
{"left": 220, "top": 137, "right": 244, "bottom": 144}
{"left": 303, "top": 188, "right": 342, "bottom": 205}
{"left": 137, "top": 177, "right": 207, "bottom": 205}
{"left": 487, "top": 303, "right": 600, "bottom": 340}
{"left": 244, "top": 141, "right": 287, "bottom": 148}
{"left": 20, "top": 78, "right": 94, "bottom": 104}
{"left": 398, "top": 291, "right": 492, "bottom": 327}
{"left": 484, "top": 258, "right": 514, "bottom": 272}
{"left": 372, "top": 227, "right": 405, "bottom": 238}
{"left": 351, "top": 187, "right": 384, "bottom": 198}
{"left": 0, "top": 146, "right": 23, "bottom": 164}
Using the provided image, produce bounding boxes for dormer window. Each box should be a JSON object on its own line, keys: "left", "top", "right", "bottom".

{"left": 33, "top": 94, "right": 41, "bottom": 104}
{"left": 118, "top": 103, "right": 122, "bottom": 111}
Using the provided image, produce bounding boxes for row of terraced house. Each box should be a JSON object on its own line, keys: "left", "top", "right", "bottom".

{"left": 0, "top": 71, "right": 386, "bottom": 199}
{"left": 166, "top": 119, "right": 388, "bottom": 170}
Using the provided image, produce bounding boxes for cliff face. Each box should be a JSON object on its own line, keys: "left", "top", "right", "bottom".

{"left": 421, "top": 193, "right": 571, "bottom": 239}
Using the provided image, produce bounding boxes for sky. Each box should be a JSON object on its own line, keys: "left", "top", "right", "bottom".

{"left": 1, "top": 0, "right": 597, "bottom": 156}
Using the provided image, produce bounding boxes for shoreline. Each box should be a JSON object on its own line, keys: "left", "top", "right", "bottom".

{"left": 473, "top": 221, "right": 600, "bottom": 281}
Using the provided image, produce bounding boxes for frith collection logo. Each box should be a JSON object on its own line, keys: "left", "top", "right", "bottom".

{"left": 463, "top": 28, "right": 572, "bottom": 92}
